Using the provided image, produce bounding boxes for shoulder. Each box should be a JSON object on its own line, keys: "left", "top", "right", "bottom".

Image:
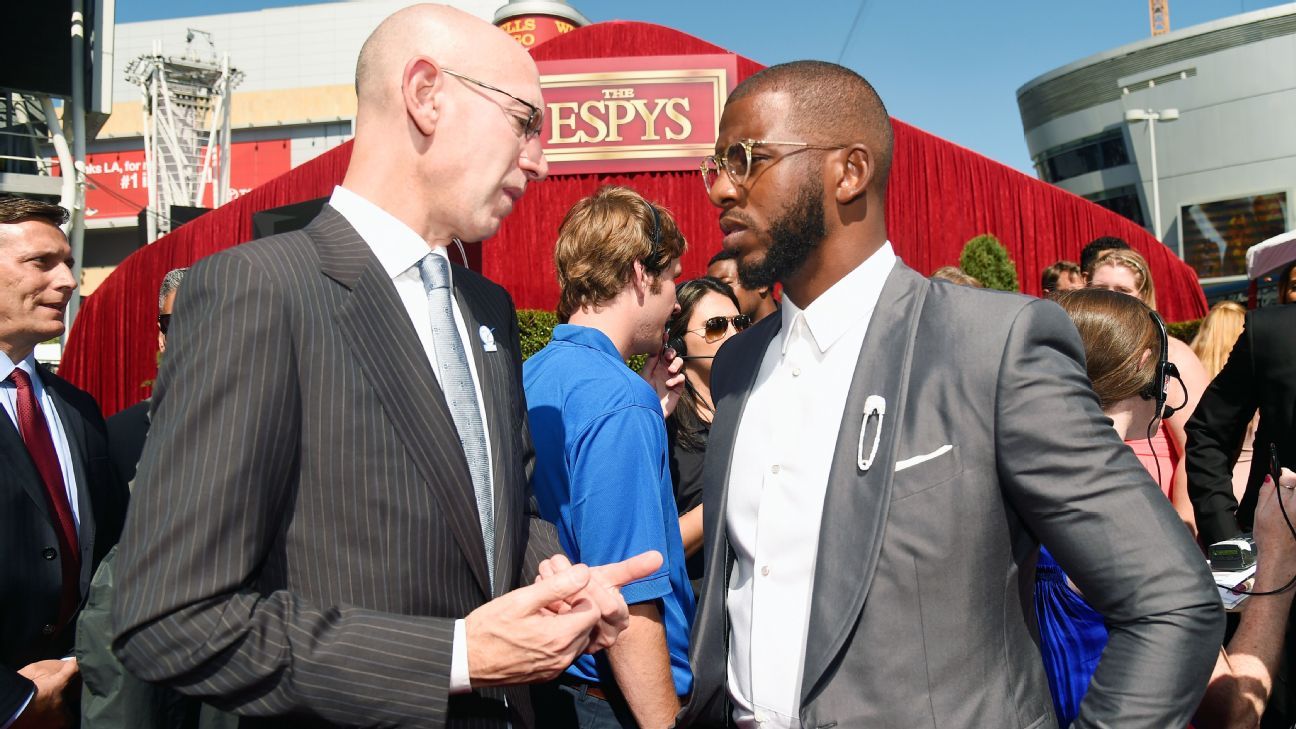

{"left": 39, "top": 365, "right": 105, "bottom": 426}
{"left": 1247, "top": 304, "right": 1296, "bottom": 335}
{"left": 527, "top": 343, "right": 655, "bottom": 412}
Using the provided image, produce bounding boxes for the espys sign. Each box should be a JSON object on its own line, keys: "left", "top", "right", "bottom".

{"left": 537, "top": 55, "right": 737, "bottom": 175}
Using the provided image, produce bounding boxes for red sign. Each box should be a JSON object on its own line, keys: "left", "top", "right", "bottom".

{"left": 537, "top": 55, "right": 737, "bottom": 176}
{"left": 50, "top": 139, "right": 293, "bottom": 219}
{"left": 497, "top": 14, "right": 578, "bottom": 49}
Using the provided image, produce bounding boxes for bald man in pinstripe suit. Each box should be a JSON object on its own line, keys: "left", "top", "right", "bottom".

{"left": 110, "top": 6, "right": 659, "bottom": 728}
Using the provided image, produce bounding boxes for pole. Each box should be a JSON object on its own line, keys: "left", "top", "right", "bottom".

{"left": 1147, "top": 114, "right": 1161, "bottom": 242}
{"left": 65, "top": 0, "right": 88, "bottom": 337}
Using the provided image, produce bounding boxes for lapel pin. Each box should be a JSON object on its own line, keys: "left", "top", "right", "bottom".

{"left": 479, "top": 325, "right": 498, "bottom": 353}
{"left": 857, "top": 394, "right": 887, "bottom": 472}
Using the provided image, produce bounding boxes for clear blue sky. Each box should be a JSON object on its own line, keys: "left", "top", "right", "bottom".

{"left": 117, "top": 0, "right": 1288, "bottom": 173}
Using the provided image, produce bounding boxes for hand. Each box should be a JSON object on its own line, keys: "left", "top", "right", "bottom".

{"left": 465, "top": 564, "right": 606, "bottom": 687}
{"left": 1253, "top": 469, "right": 1296, "bottom": 588}
{"left": 12, "top": 658, "right": 78, "bottom": 729}
{"left": 537, "top": 551, "right": 664, "bottom": 652}
{"left": 640, "top": 349, "right": 685, "bottom": 418}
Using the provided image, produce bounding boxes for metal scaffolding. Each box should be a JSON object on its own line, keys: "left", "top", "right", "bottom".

{"left": 125, "top": 31, "right": 242, "bottom": 242}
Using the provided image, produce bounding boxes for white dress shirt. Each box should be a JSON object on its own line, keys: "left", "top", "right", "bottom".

{"left": 328, "top": 185, "right": 491, "bottom": 694}
{"left": 0, "top": 353, "right": 82, "bottom": 533}
{"left": 725, "top": 243, "right": 896, "bottom": 728}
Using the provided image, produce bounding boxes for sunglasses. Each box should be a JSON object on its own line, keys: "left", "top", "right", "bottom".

{"left": 687, "top": 314, "right": 752, "bottom": 343}
{"left": 700, "top": 138, "right": 847, "bottom": 192}
{"left": 157, "top": 314, "right": 171, "bottom": 335}
{"left": 442, "top": 68, "right": 544, "bottom": 140}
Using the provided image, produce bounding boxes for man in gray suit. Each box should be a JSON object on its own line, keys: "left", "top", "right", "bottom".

{"left": 678, "top": 61, "right": 1223, "bottom": 728}
{"left": 112, "top": 6, "right": 657, "bottom": 728}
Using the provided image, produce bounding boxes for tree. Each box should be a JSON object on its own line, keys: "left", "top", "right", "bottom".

{"left": 959, "top": 234, "right": 1019, "bottom": 292}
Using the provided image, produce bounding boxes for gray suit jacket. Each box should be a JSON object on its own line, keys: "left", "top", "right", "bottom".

{"left": 679, "top": 262, "right": 1223, "bottom": 728}
{"left": 112, "top": 207, "right": 558, "bottom": 728}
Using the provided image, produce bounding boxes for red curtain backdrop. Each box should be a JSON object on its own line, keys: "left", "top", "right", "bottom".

{"left": 59, "top": 20, "right": 1205, "bottom": 416}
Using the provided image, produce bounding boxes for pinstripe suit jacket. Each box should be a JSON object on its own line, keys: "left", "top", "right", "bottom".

{"left": 1, "top": 366, "right": 126, "bottom": 719}
{"left": 112, "top": 207, "right": 557, "bottom": 728}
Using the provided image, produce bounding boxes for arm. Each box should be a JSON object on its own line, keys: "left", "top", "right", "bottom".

{"left": 1165, "top": 337, "right": 1208, "bottom": 538}
{"left": 570, "top": 406, "right": 681, "bottom": 723}
{"left": 996, "top": 299, "right": 1224, "bottom": 729}
{"left": 606, "top": 601, "right": 680, "bottom": 728}
{"left": 1195, "top": 470, "right": 1296, "bottom": 729}
{"left": 679, "top": 506, "right": 704, "bottom": 558}
{"left": 1187, "top": 318, "right": 1259, "bottom": 545}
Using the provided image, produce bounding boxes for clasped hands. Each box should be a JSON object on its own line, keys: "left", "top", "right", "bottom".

{"left": 464, "top": 550, "right": 662, "bottom": 686}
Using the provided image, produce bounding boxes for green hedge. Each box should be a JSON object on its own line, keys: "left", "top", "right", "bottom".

{"left": 1166, "top": 318, "right": 1201, "bottom": 344}
{"left": 959, "top": 233, "right": 1019, "bottom": 292}
{"left": 517, "top": 309, "right": 558, "bottom": 361}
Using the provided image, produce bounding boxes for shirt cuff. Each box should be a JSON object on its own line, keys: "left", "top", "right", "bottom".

{"left": 2, "top": 690, "right": 33, "bottom": 729}
{"left": 450, "top": 618, "right": 471, "bottom": 694}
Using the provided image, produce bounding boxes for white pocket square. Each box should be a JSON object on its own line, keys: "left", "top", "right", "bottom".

{"left": 895, "top": 444, "right": 953, "bottom": 472}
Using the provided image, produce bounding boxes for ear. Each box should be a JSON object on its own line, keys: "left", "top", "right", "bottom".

{"left": 630, "top": 259, "right": 649, "bottom": 300}
{"left": 403, "top": 56, "right": 442, "bottom": 137}
{"left": 835, "top": 145, "right": 873, "bottom": 205}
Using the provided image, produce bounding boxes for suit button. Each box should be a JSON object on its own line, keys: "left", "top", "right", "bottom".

{"left": 41, "top": 624, "right": 55, "bottom": 636}
{"left": 43, "top": 547, "right": 57, "bottom": 560}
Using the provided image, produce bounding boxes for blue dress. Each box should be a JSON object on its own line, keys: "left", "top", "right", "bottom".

{"left": 1034, "top": 545, "right": 1109, "bottom": 727}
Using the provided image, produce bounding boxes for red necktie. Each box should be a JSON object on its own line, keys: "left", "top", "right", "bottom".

{"left": 8, "top": 368, "right": 81, "bottom": 626}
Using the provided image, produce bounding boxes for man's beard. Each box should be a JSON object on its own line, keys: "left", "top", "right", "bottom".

{"left": 737, "top": 178, "right": 826, "bottom": 290}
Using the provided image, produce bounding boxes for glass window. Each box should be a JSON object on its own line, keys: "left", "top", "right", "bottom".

{"left": 1038, "top": 130, "right": 1131, "bottom": 184}
{"left": 1084, "top": 186, "right": 1145, "bottom": 227}
{"left": 1181, "top": 193, "right": 1289, "bottom": 279}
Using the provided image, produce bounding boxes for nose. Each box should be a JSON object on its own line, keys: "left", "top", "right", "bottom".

{"left": 54, "top": 261, "right": 77, "bottom": 293}
{"left": 707, "top": 165, "right": 740, "bottom": 209}
{"left": 521, "top": 136, "right": 548, "bottom": 181}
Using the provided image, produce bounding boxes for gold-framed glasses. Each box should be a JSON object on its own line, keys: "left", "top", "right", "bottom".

{"left": 442, "top": 68, "right": 544, "bottom": 140}
{"left": 700, "top": 138, "right": 847, "bottom": 192}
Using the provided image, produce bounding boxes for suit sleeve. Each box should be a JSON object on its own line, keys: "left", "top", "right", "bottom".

{"left": 1186, "top": 315, "right": 1258, "bottom": 545}
{"left": 111, "top": 252, "right": 458, "bottom": 726}
{"left": 0, "top": 674, "right": 33, "bottom": 729}
{"left": 994, "top": 299, "right": 1224, "bottom": 729}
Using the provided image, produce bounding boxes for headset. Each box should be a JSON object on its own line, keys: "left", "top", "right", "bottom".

{"left": 1138, "top": 309, "right": 1186, "bottom": 421}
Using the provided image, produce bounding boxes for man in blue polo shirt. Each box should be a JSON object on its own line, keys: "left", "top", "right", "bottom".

{"left": 525, "top": 186, "right": 693, "bottom": 729}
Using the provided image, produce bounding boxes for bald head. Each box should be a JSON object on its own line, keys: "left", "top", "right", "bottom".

{"left": 729, "top": 61, "right": 893, "bottom": 191}
{"left": 355, "top": 4, "right": 535, "bottom": 112}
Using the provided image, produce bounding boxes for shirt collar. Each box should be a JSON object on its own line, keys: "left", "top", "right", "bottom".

{"left": 329, "top": 185, "right": 451, "bottom": 283}
{"left": 780, "top": 241, "right": 896, "bottom": 355}
{"left": 0, "top": 352, "right": 39, "bottom": 387}
{"left": 551, "top": 324, "right": 621, "bottom": 360}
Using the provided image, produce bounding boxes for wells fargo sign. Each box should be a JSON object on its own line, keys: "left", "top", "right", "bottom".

{"left": 537, "top": 55, "right": 738, "bottom": 175}
{"left": 498, "top": 14, "right": 578, "bottom": 49}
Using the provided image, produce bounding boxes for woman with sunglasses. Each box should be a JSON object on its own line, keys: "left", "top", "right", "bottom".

{"left": 1036, "top": 289, "right": 1176, "bottom": 727}
{"left": 665, "top": 277, "right": 751, "bottom": 592}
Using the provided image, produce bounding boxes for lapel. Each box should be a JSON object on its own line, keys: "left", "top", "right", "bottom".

{"left": 800, "top": 262, "right": 929, "bottom": 704}
{"left": 42, "top": 369, "right": 99, "bottom": 588}
{"left": 0, "top": 401, "right": 53, "bottom": 523}
{"left": 451, "top": 274, "right": 516, "bottom": 598}
{"left": 314, "top": 206, "right": 492, "bottom": 598}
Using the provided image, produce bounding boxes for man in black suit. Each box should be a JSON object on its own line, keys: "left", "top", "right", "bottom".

{"left": 1188, "top": 302, "right": 1296, "bottom": 727}
{"left": 112, "top": 6, "right": 657, "bottom": 728}
{"left": 0, "top": 196, "right": 127, "bottom": 728}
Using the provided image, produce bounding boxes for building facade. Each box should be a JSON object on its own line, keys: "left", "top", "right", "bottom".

{"left": 1017, "top": 3, "right": 1296, "bottom": 292}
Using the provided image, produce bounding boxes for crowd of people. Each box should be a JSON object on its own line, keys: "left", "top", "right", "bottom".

{"left": 3, "top": 4, "right": 1296, "bottom": 729}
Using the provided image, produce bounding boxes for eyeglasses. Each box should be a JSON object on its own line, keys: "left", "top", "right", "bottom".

{"left": 700, "top": 138, "right": 847, "bottom": 192}
{"left": 442, "top": 68, "right": 544, "bottom": 140}
{"left": 687, "top": 314, "right": 752, "bottom": 343}
{"left": 157, "top": 314, "right": 171, "bottom": 335}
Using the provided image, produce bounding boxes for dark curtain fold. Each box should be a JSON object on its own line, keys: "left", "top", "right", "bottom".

{"left": 59, "top": 20, "right": 1205, "bottom": 416}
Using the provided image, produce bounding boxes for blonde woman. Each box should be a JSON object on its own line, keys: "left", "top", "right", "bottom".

{"left": 1190, "top": 301, "right": 1256, "bottom": 504}
{"left": 1087, "top": 249, "right": 1209, "bottom": 536}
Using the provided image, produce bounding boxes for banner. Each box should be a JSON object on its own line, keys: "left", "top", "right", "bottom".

{"left": 51, "top": 139, "right": 293, "bottom": 219}
{"left": 538, "top": 54, "right": 737, "bottom": 175}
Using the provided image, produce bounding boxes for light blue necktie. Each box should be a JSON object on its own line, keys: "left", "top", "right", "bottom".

{"left": 417, "top": 252, "right": 495, "bottom": 591}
